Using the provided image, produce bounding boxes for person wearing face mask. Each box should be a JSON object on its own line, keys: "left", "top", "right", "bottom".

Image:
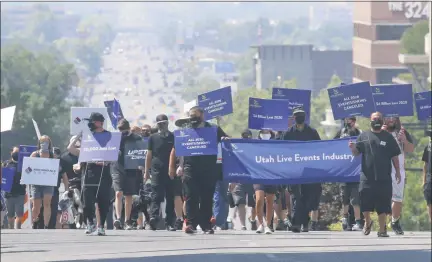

{"left": 229, "top": 129, "right": 257, "bottom": 231}
{"left": 280, "top": 106, "right": 321, "bottom": 233}
{"left": 80, "top": 112, "right": 113, "bottom": 236}
{"left": 2, "top": 147, "right": 26, "bottom": 229}
{"left": 111, "top": 119, "right": 144, "bottom": 230}
{"left": 145, "top": 114, "right": 177, "bottom": 231}
{"left": 334, "top": 117, "right": 363, "bottom": 231}
{"left": 349, "top": 112, "right": 401, "bottom": 237}
{"left": 29, "top": 136, "right": 55, "bottom": 229}
{"left": 141, "top": 125, "right": 152, "bottom": 138}
{"left": 254, "top": 129, "right": 278, "bottom": 234}
{"left": 169, "top": 106, "right": 229, "bottom": 234}
{"left": 381, "top": 116, "right": 414, "bottom": 235}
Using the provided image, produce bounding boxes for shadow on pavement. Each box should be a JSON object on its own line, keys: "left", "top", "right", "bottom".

{"left": 59, "top": 250, "right": 431, "bottom": 262}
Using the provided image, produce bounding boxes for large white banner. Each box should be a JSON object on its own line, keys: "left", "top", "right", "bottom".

{"left": 1, "top": 105, "right": 16, "bottom": 132}
{"left": 70, "top": 107, "right": 109, "bottom": 135}
{"left": 20, "top": 157, "right": 60, "bottom": 187}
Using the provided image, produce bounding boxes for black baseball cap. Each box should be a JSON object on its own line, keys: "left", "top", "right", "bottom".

{"left": 156, "top": 114, "right": 168, "bottom": 123}
{"left": 292, "top": 106, "right": 305, "bottom": 116}
{"left": 86, "top": 112, "right": 105, "bottom": 122}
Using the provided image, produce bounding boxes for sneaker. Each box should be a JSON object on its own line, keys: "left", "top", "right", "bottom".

{"left": 97, "top": 227, "right": 106, "bottom": 236}
{"left": 284, "top": 217, "right": 292, "bottom": 230}
{"left": 275, "top": 219, "right": 285, "bottom": 231}
{"left": 291, "top": 225, "right": 301, "bottom": 233}
{"left": 166, "top": 224, "right": 177, "bottom": 231}
{"left": 196, "top": 225, "right": 202, "bottom": 231}
{"left": 352, "top": 221, "right": 363, "bottom": 231}
{"left": 149, "top": 218, "right": 158, "bottom": 231}
{"left": 310, "top": 221, "right": 318, "bottom": 231}
{"left": 268, "top": 224, "right": 275, "bottom": 232}
{"left": 264, "top": 226, "right": 272, "bottom": 234}
{"left": 85, "top": 224, "right": 96, "bottom": 235}
{"left": 342, "top": 217, "right": 351, "bottom": 231}
{"left": 226, "top": 221, "right": 234, "bottom": 230}
{"left": 241, "top": 226, "right": 247, "bottom": 231}
{"left": 124, "top": 221, "right": 134, "bottom": 230}
{"left": 249, "top": 218, "right": 257, "bottom": 231}
{"left": 203, "top": 228, "right": 214, "bottom": 234}
{"left": 256, "top": 224, "right": 265, "bottom": 234}
{"left": 184, "top": 225, "right": 196, "bottom": 234}
{"left": 113, "top": 220, "right": 122, "bottom": 230}
{"left": 391, "top": 219, "right": 404, "bottom": 235}
{"left": 175, "top": 219, "right": 183, "bottom": 230}
{"left": 301, "top": 223, "right": 309, "bottom": 232}
{"left": 32, "top": 221, "right": 38, "bottom": 229}
{"left": 377, "top": 231, "right": 389, "bottom": 238}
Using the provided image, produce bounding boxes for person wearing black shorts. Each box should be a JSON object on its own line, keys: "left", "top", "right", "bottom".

{"left": 422, "top": 138, "right": 431, "bottom": 222}
{"left": 349, "top": 112, "right": 401, "bottom": 237}
{"left": 112, "top": 119, "right": 144, "bottom": 230}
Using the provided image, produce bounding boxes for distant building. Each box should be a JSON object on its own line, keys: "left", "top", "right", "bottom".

{"left": 251, "top": 44, "right": 352, "bottom": 92}
{"left": 352, "top": 1, "right": 429, "bottom": 84}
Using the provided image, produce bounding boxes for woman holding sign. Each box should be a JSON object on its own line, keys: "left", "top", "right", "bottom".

{"left": 29, "top": 135, "right": 55, "bottom": 229}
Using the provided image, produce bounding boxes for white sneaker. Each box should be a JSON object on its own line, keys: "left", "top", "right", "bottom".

{"left": 352, "top": 223, "right": 362, "bottom": 231}
{"left": 256, "top": 224, "right": 264, "bottom": 234}
{"left": 264, "top": 226, "right": 272, "bottom": 234}
{"left": 197, "top": 225, "right": 202, "bottom": 231}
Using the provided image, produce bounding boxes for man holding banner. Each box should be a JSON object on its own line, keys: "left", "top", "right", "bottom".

{"left": 280, "top": 106, "right": 322, "bottom": 233}
{"left": 349, "top": 112, "right": 401, "bottom": 238}
{"left": 170, "top": 106, "right": 229, "bottom": 234}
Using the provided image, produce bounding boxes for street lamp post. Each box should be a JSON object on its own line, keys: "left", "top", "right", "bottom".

{"left": 320, "top": 108, "right": 340, "bottom": 138}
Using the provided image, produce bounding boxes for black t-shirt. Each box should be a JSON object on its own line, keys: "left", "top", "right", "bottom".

{"left": 281, "top": 124, "right": 321, "bottom": 141}
{"left": 3, "top": 160, "right": 26, "bottom": 197}
{"left": 334, "top": 128, "right": 361, "bottom": 139}
{"left": 422, "top": 144, "right": 431, "bottom": 183}
{"left": 147, "top": 131, "right": 174, "bottom": 172}
{"left": 356, "top": 130, "right": 401, "bottom": 182}
{"left": 60, "top": 152, "right": 78, "bottom": 181}
{"left": 182, "top": 123, "right": 227, "bottom": 174}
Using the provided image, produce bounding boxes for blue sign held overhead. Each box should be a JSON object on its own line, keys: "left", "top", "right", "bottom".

{"left": 198, "top": 86, "right": 233, "bottom": 120}
{"left": 18, "top": 145, "right": 37, "bottom": 173}
{"left": 104, "top": 99, "right": 124, "bottom": 129}
{"left": 248, "top": 98, "right": 290, "bottom": 131}
{"left": 327, "top": 81, "right": 376, "bottom": 120}
{"left": 372, "top": 84, "right": 414, "bottom": 117}
{"left": 272, "top": 88, "right": 312, "bottom": 124}
{"left": 414, "top": 91, "right": 431, "bottom": 120}
{"left": 174, "top": 127, "right": 218, "bottom": 157}
{"left": 1, "top": 167, "right": 16, "bottom": 193}
{"left": 222, "top": 138, "right": 361, "bottom": 185}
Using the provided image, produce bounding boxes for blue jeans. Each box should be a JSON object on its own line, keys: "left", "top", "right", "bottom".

{"left": 213, "top": 180, "right": 229, "bottom": 227}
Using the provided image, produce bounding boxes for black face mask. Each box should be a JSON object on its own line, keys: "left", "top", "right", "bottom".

{"left": 241, "top": 135, "right": 251, "bottom": 139}
{"left": 157, "top": 122, "right": 168, "bottom": 131}
{"left": 11, "top": 152, "right": 18, "bottom": 161}
{"left": 142, "top": 131, "right": 150, "bottom": 137}
{"left": 190, "top": 115, "right": 201, "bottom": 126}
{"left": 370, "top": 119, "right": 383, "bottom": 131}
{"left": 295, "top": 115, "right": 305, "bottom": 125}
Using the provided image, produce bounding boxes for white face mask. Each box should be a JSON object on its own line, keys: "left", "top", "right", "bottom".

{"left": 260, "top": 133, "right": 271, "bottom": 140}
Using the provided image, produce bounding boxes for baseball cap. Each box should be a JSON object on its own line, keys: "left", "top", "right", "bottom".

{"left": 156, "top": 114, "right": 168, "bottom": 123}
{"left": 86, "top": 112, "right": 105, "bottom": 122}
{"left": 292, "top": 106, "right": 305, "bottom": 116}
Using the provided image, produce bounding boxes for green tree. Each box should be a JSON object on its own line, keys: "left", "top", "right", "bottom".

{"left": 24, "top": 4, "right": 61, "bottom": 43}
{"left": 1, "top": 45, "right": 82, "bottom": 159}
{"left": 400, "top": 20, "right": 429, "bottom": 55}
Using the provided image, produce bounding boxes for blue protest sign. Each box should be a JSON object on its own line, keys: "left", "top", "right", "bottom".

{"left": 1, "top": 167, "right": 16, "bottom": 192}
{"left": 272, "top": 88, "right": 312, "bottom": 124}
{"left": 18, "top": 145, "right": 37, "bottom": 172}
{"left": 79, "top": 131, "right": 121, "bottom": 162}
{"left": 124, "top": 137, "right": 148, "bottom": 170}
{"left": 174, "top": 127, "right": 218, "bottom": 157}
{"left": 328, "top": 81, "right": 375, "bottom": 120}
{"left": 222, "top": 138, "right": 361, "bottom": 184}
{"left": 414, "top": 91, "right": 431, "bottom": 120}
{"left": 372, "top": 84, "right": 414, "bottom": 117}
{"left": 248, "top": 98, "right": 290, "bottom": 131}
{"left": 104, "top": 99, "right": 124, "bottom": 129}
{"left": 215, "top": 62, "right": 235, "bottom": 74}
{"left": 198, "top": 86, "right": 233, "bottom": 120}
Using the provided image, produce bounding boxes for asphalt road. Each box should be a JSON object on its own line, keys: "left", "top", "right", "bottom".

{"left": 1, "top": 230, "right": 430, "bottom": 262}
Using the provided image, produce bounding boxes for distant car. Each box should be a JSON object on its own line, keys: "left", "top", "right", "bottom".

{"left": 118, "top": 49, "right": 124, "bottom": 53}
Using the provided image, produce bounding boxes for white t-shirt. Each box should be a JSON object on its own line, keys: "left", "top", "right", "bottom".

{"left": 390, "top": 131, "right": 405, "bottom": 172}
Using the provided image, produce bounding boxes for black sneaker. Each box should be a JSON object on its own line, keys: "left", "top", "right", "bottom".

{"left": 310, "top": 221, "right": 318, "bottom": 231}
{"left": 113, "top": 220, "right": 122, "bottom": 230}
{"left": 32, "top": 221, "right": 38, "bottom": 229}
{"left": 203, "top": 228, "right": 214, "bottom": 234}
{"left": 291, "top": 225, "right": 301, "bottom": 233}
{"left": 301, "top": 223, "right": 309, "bottom": 232}
{"left": 268, "top": 224, "right": 275, "bottom": 232}
{"left": 377, "top": 231, "right": 390, "bottom": 237}
{"left": 149, "top": 218, "right": 158, "bottom": 231}
{"left": 184, "top": 225, "right": 196, "bottom": 234}
{"left": 249, "top": 218, "right": 257, "bottom": 231}
{"left": 175, "top": 219, "right": 183, "bottom": 230}
{"left": 275, "top": 219, "right": 285, "bottom": 231}
{"left": 391, "top": 219, "right": 404, "bottom": 235}
{"left": 124, "top": 221, "right": 134, "bottom": 230}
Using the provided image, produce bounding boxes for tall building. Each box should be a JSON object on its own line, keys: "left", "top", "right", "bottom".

{"left": 252, "top": 45, "right": 352, "bottom": 92}
{"left": 352, "top": 1, "right": 430, "bottom": 84}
